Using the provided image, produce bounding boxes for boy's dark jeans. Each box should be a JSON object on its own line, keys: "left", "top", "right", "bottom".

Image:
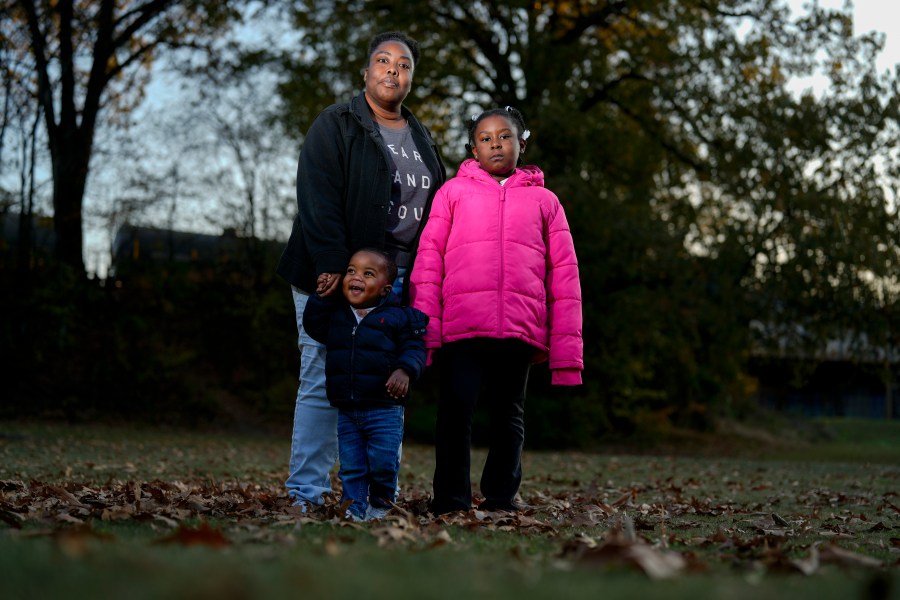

{"left": 431, "top": 338, "right": 533, "bottom": 514}
{"left": 338, "top": 406, "right": 404, "bottom": 520}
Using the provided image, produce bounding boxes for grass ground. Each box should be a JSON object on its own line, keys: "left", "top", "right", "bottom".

{"left": 0, "top": 417, "right": 897, "bottom": 599}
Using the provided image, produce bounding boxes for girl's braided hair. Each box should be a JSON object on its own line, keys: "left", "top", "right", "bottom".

{"left": 465, "top": 106, "right": 530, "bottom": 154}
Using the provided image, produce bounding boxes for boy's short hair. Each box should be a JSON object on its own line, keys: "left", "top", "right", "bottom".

{"left": 353, "top": 247, "right": 398, "bottom": 285}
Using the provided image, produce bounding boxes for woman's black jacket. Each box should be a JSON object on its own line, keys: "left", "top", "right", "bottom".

{"left": 302, "top": 291, "right": 428, "bottom": 409}
{"left": 276, "top": 92, "right": 446, "bottom": 300}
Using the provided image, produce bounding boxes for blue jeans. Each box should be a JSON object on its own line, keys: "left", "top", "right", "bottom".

{"left": 338, "top": 406, "right": 404, "bottom": 519}
{"left": 285, "top": 288, "right": 339, "bottom": 505}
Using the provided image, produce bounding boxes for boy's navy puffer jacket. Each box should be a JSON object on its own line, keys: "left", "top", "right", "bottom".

{"left": 302, "top": 291, "right": 428, "bottom": 409}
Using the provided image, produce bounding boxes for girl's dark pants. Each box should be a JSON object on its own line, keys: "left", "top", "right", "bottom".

{"left": 431, "top": 338, "right": 533, "bottom": 514}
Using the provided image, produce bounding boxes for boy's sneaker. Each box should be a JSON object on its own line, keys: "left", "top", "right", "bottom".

{"left": 345, "top": 509, "right": 366, "bottom": 523}
{"left": 365, "top": 506, "right": 391, "bottom": 521}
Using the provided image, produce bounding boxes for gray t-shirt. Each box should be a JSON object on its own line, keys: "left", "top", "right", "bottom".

{"left": 379, "top": 123, "right": 433, "bottom": 268}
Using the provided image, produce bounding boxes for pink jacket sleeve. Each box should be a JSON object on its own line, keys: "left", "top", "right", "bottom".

{"left": 410, "top": 187, "right": 451, "bottom": 350}
{"left": 545, "top": 199, "right": 583, "bottom": 384}
{"left": 552, "top": 369, "right": 583, "bottom": 386}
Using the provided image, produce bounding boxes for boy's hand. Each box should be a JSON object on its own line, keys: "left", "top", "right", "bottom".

{"left": 316, "top": 272, "right": 341, "bottom": 297}
{"left": 385, "top": 369, "right": 410, "bottom": 399}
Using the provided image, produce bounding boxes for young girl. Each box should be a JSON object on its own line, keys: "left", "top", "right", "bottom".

{"left": 410, "top": 106, "right": 583, "bottom": 515}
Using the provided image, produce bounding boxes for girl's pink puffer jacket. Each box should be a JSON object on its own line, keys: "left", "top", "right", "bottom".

{"left": 409, "top": 159, "right": 583, "bottom": 385}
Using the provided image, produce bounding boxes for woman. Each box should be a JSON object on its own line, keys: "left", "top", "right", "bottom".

{"left": 277, "top": 31, "right": 446, "bottom": 509}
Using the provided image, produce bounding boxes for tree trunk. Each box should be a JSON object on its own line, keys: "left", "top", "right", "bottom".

{"left": 50, "top": 143, "right": 89, "bottom": 276}
{"left": 17, "top": 106, "right": 42, "bottom": 277}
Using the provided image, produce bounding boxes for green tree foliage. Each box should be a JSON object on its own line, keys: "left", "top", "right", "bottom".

{"left": 275, "top": 0, "right": 900, "bottom": 439}
{"left": 6, "top": 0, "right": 250, "bottom": 276}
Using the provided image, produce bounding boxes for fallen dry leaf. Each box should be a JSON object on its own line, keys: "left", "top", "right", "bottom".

{"left": 818, "top": 543, "right": 883, "bottom": 568}
{"left": 788, "top": 543, "right": 820, "bottom": 576}
{"left": 560, "top": 528, "right": 688, "bottom": 579}
{"left": 152, "top": 522, "right": 231, "bottom": 548}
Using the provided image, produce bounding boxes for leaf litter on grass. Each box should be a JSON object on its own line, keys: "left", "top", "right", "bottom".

{"left": 1, "top": 423, "right": 898, "bottom": 584}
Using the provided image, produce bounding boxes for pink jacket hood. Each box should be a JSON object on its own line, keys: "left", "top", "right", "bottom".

{"left": 410, "top": 159, "right": 583, "bottom": 385}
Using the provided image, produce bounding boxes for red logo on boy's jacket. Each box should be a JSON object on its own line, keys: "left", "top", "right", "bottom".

{"left": 380, "top": 318, "right": 385, "bottom": 323}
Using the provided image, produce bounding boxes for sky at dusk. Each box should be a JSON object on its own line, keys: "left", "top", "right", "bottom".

{"left": 790, "top": 0, "right": 899, "bottom": 73}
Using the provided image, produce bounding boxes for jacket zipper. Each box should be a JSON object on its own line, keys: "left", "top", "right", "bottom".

{"left": 349, "top": 303, "right": 383, "bottom": 403}
{"left": 350, "top": 324, "right": 357, "bottom": 402}
{"left": 498, "top": 184, "right": 506, "bottom": 333}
